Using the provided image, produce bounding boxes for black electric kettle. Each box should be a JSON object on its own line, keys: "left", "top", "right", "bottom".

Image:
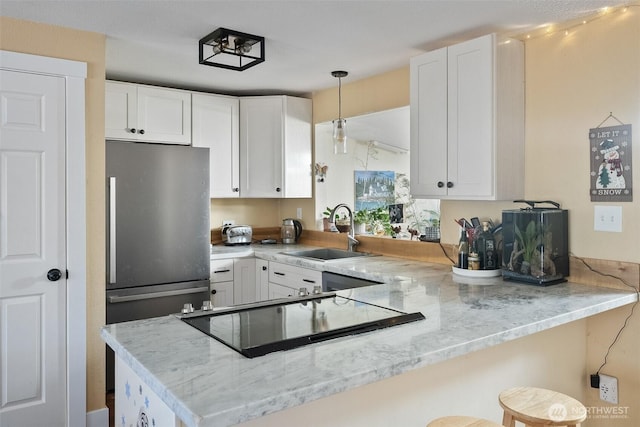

{"left": 281, "top": 218, "right": 302, "bottom": 244}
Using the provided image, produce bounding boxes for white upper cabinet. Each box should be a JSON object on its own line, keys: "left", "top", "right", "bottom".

{"left": 105, "top": 81, "right": 191, "bottom": 145}
{"left": 192, "top": 93, "right": 240, "bottom": 198}
{"left": 239, "top": 96, "right": 312, "bottom": 198}
{"left": 410, "top": 33, "right": 524, "bottom": 200}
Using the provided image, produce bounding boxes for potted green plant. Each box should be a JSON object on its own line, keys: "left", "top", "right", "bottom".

{"left": 321, "top": 207, "right": 334, "bottom": 231}
{"left": 369, "top": 207, "right": 392, "bottom": 236}
{"left": 353, "top": 210, "right": 370, "bottom": 234}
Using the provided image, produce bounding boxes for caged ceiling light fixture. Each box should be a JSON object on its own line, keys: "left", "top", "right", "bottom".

{"left": 199, "top": 27, "right": 265, "bottom": 71}
{"left": 331, "top": 70, "right": 348, "bottom": 154}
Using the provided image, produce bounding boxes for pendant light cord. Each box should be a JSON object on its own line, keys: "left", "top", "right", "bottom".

{"left": 338, "top": 76, "right": 342, "bottom": 119}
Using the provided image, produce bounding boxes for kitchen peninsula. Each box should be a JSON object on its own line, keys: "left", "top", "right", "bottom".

{"left": 102, "top": 246, "right": 637, "bottom": 427}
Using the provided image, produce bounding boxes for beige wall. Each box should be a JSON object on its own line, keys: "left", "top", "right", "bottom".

{"left": 522, "top": 9, "right": 640, "bottom": 426}
{"left": 3, "top": 7, "right": 638, "bottom": 422}
{"left": 0, "top": 16, "right": 107, "bottom": 413}
{"left": 307, "top": 9, "right": 640, "bottom": 425}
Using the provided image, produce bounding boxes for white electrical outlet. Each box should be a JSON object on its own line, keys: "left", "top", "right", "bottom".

{"left": 594, "top": 205, "right": 622, "bottom": 232}
{"left": 222, "top": 220, "right": 235, "bottom": 227}
{"left": 296, "top": 208, "right": 303, "bottom": 219}
{"left": 599, "top": 374, "right": 618, "bottom": 404}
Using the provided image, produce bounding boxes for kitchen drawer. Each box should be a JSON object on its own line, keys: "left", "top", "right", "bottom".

{"left": 268, "top": 261, "right": 322, "bottom": 291}
{"left": 210, "top": 259, "right": 234, "bottom": 283}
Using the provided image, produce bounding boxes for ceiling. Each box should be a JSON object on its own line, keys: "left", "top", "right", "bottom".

{"left": 1, "top": 0, "right": 627, "bottom": 96}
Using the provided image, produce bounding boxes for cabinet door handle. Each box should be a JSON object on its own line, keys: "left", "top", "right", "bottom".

{"left": 233, "top": 187, "right": 239, "bottom": 192}
{"left": 274, "top": 271, "right": 285, "bottom": 276}
{"left": 138, "top": 129, "right": 145, "bottom": 135}
{"left": 213, "top": 269, "right": 231, "bottom": 274}
{"left": 262, "top": 266, "right": 267, "bottom": 271}
{"left": 437, "top": 181, "right": 444, "bottom": 188}
{"left": 275, "top": 187, "right": 281, "bottom": 192}
{"left": 130, "top": 128, "right": 136, "bottom": 133}
{"left": 302, "top": 279, "right": 316, "bottom": 284}
{"left": 211, "top": 289, "right": 217, "bottom": 295}
{"left": 447, "top": 181, "right": 453, "bottom": 188}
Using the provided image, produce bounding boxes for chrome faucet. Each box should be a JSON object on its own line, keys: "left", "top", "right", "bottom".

{"left": 329, "top": 203, "right": 359, "bottom": 252}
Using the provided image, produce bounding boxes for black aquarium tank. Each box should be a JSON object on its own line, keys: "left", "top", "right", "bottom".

{"left": 502, "top": 200, "right": 569, "bottom": 286}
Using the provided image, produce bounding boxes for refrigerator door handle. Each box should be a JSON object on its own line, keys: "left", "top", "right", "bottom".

{"left": 109, "top": 176, "right": 117, "bottom": 285}
{"left": 107, "top": 286, "right": 210, "bottom": 304}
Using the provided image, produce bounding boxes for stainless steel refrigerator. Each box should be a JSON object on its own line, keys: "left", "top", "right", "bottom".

{"left": 105, "top": 140, "right": 210, "bottom": 391}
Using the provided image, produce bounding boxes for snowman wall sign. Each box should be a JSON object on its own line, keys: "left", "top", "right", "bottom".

{"left": 590, "top": 123, "right": 632, "bottom": 202}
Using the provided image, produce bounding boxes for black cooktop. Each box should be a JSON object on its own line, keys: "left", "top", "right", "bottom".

{"left": 180, "top": 294, "right": 425, "bottom": 358}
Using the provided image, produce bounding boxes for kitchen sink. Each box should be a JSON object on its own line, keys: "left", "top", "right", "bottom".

{"left": 283, "top": 248, "right": 375, "bottom": 261}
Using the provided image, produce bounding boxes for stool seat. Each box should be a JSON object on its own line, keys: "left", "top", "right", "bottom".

{"left": 428, "top": 416, "right": 503, "bottom": 427}
{"left": 499, "top": 387, "right": 587, "bottom": 427}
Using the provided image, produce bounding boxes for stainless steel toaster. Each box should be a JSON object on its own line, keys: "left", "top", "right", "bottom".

{"left": 223, "top": 225, "right": 253, "bottom": 245}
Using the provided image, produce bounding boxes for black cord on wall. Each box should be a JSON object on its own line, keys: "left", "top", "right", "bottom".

{"left": 571, "top": 254, "right": 640, "bottom": 377}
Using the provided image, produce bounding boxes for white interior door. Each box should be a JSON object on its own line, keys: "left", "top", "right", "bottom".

{"left": 0, "top": 69, "right": 67, "bottom": 426}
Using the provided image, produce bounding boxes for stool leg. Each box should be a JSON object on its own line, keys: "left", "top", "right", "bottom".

{"left": 502, "top": 412, "right": 515, "bottom": 427}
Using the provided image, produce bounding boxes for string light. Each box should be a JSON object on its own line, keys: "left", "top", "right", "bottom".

{"left": 514, "top": 4, "right": 637, "bottom": 41}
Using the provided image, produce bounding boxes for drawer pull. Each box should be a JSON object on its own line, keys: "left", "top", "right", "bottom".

{"left": 213, "top": 269, "right": 231, "bottom": 274}
{"left": 274, "top": 271, "right": 285, "bottom": 276}
{"left": 303, "top": 279, "right": 316, "bottom": 284}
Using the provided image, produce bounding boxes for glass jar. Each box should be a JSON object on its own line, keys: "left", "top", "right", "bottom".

{"left": 468, "top": 253, "right": 480, "bottom": 270}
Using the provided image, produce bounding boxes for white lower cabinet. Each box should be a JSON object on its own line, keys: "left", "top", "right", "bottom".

{"left": 210, "top": 257, "right": 259, "bottom": 306}
{"left": 256, "top": 259, "right": 270, "bottom": 302}
{"left": 268, "top": 282, "right": 297, "bottom": 299}
{"left": 210, "top": 258, "right": 323, "bottom": 305}
{"left": 233, "top": 258, "right": 257, "bottom": 305}
{"left": 209, "top": 259, "right": 234, "bottom": 307}
{"left": 267, "top": 261, "right": 322, "bottom": 298}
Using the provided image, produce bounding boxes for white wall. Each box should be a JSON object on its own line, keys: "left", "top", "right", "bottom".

{"left": 314, "top": 120, "right": 439, "bottom": 233}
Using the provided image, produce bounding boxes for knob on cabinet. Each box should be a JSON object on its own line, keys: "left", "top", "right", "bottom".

{"left": 437, "top": 181, "right": 444, "bottom": 188}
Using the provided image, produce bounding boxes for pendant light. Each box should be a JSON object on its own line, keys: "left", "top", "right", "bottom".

{"left": 331, "top": 70, "right": 348, "bottom": 154}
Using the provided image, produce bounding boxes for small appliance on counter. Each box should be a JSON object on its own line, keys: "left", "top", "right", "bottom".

{"left": 281, "top": 218, "right": 302, "bottom": 244}
{"left": 502, "top": 200, "right": 569, "bottom": 286}
{"left": 223, "top": 225, "right": 253, "bottom": 245}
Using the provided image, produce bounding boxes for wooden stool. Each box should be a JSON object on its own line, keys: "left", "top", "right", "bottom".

{"left": 427, "top": 416, "right": 503, "bottom": 427}
{"left": 499, "top": 387, "right": 587, "bottom": 427}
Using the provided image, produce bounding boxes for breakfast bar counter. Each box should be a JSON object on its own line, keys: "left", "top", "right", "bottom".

{"left": 102, "top": 249, "right": 636, "bottom": 427}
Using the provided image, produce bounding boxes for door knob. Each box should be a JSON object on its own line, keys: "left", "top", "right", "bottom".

{"left": 47, "top": 268, "right": 63, "bottom": 282}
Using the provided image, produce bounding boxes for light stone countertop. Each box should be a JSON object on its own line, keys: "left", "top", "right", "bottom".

{"left": 102, "top": 244, "right": 637, "bottom": 427}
